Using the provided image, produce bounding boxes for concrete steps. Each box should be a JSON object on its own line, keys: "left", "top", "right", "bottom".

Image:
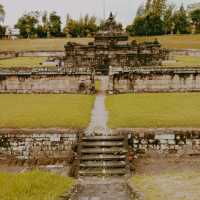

{"left": 81, "top": 154, "right": 126, "bottom": 161}
{"left": 80, "top": 161, "right": 126, "bottom": 168}
{"left": 79, "top": 169, "right": 127, "bottom": 176}
{"left": 81, "top": 141, "right": 123, "bottom": 147}
{"left": 78, "top": 134, "right": 129, "bottom": 177}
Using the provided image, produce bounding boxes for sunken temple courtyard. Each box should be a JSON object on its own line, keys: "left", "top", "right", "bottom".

{"left": 0, "top": 13, "right": 200, "bottom": 200}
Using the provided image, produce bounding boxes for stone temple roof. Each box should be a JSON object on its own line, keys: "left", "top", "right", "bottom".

{"left": 95, "top": 12, "right": 128, "bottom": 42}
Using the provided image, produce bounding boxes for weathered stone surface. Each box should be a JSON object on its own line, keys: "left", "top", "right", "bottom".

{"left": 110, "top": 67, "right": 200, "bottom": 93}
{"left": 114, "top": 128, "right": 200, "bottom": 156}
{"left": 0, "top": 68, "right": 94, "bottom": 94}
{"left": 0, "top": 128, "right": 80, "bottom": 164}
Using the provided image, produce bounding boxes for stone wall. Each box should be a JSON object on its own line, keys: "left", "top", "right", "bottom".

{"left": 0, "top": 68, "right": 94, "bottom": 94}
{"left": 115, "top": 128, "right": 200, "bottom": 156}
{"left": 0, "top": 129, "right": 81, "bottom": 164}
{"left": 0, "top": 74, "right": 93, "bottom": 94}
{"left": 0, "top": 51, "right": 64, "bottom": 59}
{"left": 109, "top": 67, "right": 200, "bottom": 93}
{"left": 170, "top": 49, "right": 200, "bottom": 57}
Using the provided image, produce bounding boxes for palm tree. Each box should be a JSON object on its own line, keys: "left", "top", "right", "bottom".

{"left": 0, "top": 4, "right": 5, "bottom": 24}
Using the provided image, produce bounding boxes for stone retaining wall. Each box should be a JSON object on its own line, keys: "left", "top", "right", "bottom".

{"left": 0, "top": 68, "right": 94, "bottom": 94}
{"left": 0, "top": 74, "right": 93, "bottom": 94}
{"left": 115, "top": 128, "right": 200, "bottom": 156}
{"left": 0, "top": 51, "right": 65, "bottom": 59}
{"left": 0, "top": 129, "right": 81, "bottom": 164}
{"left": 110, "top": 67, "right": 200, "bottom": 93}
{"left": 170, "top": 49, "right": 200, "bottom": 57}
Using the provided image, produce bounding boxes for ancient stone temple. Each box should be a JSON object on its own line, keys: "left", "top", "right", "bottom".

{"left": 64, "top": 13, "right": 169, "bottom": 75}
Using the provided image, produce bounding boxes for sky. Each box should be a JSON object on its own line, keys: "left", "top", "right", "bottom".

{"left": 1, "top": 0, "right": 200, "bottom": 27}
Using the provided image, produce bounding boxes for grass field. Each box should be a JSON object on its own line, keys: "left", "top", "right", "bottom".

{"left": 0, "top": 38, "right": 93, "bottom": 51}
{"left": 0, "top": 94, "right": 94, "bottom": 128}
{"left": 106, "top": 93, "right": 200, "bottom": 128}
{"left": 132, "top": 171, "right": 200, "bottom": 200}
{"left": 132, "top": 34, "right": 200, "bottom": 49}
{"left": 163, "top": 55, "right": 200, "bottom": 67}
{"left": 0, "top": 57, "right": 47, "bottom": 68}
{"left": 0, "top": 34, "right": 200, "bottom": 51}
{"left": 0, "top": 171, "right": 74, "bottom": 200}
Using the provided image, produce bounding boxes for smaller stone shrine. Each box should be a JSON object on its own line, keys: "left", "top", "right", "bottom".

{"left": 64, "top": 13, "right": 169, "bottom": 75}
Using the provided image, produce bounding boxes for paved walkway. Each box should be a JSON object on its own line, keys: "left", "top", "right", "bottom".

{"left": 75, "top": 76, "right": 130, "bottom": 200}
{"left": 72, "top": 178, "right": 130, "bottom": 200}
{"left": 86, "top": 76, "right": 110, "bottom": 136}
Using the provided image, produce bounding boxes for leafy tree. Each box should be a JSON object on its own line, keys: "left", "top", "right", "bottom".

{"left": 132, "top": 13, "right": 164, "bottom": 36}
{"left": 15, "top": 11, "right": 39, "bottom": 38}
{"left": 152, "top": 0, "right": 167, "bottom": 17}
{"left": 190, "top": 9, "right": 200, "bottom": 33}
{"left": 145, "top": 0, "right": 152, "bottom": 14}
{"left": 164, "top": 4, "right": 175, "bottom": 34}
{"left": 49, "top": 12, "right": 62, "bottom": 37}
{"left": 173, "top": 5, "right": 189, "bottom": 34}
{"left": 64, "top": 14, "right": 98, "bottom": 37}
{"left": 0, "top": 4, "right": 5, "bottom": 24}
{"left": 41, "top": 11, "right": 49, "bottom": 37}
{"left": 0, "top": 25, "right": 5, "bottom": 38}
{"left": 136, "top": 4, "right": 145, "bottom": 17}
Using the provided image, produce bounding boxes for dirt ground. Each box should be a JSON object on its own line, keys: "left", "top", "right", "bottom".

{"left": 132, "top": 155, "right": 200, "bottom": 200}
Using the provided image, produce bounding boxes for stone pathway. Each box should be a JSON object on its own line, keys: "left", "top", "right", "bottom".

{"left": 75, "top": 76, "right": 130, "bottom": 200}
{"left": 86, "top": 76, "right": 111, "bottom": 136}
{"left": 72, "top": 178, "right": 130, "bottom": 200}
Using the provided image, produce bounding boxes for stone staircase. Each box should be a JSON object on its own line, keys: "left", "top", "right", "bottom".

{"left": 78, "top": 135, "right": 129, "bottom": 177}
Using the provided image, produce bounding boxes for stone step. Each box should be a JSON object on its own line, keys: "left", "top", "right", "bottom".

{"left": 81, "top": 141, "right": 124, "bottom": 147}
{"left": 81, "top": 147, "right": 127, "bottom": 154}
{"left": 79, "top": 169, "right": 126, "bottom": 176}
{"left": 82, "top": 136, "right": 124, "bottom": 142}
{"left": 81, "top": 154, "right": 126, "bottom": 161}
{"left": 80, "top": 161, "right": 126, "bottom": 168}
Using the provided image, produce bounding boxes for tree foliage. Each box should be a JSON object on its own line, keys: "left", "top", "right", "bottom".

{"left": 0, "top": 4, "right": 5, "bottom": 24}
{"left": 127, "top": 0, "right": 192, "bottom": 36}
{"left": 49, "top": 12, "right": 62, "bottom": 37}
{"left": 15, "top": 11, "right": 39, "bottom": 38}
{"left": 173, "top": 5, "right": 189, "bottom": 34}
{"left": 64, "top": 14, "right": 98, "bottom": 37}
{"left": 190, "top": 9, "right": 200, "bottom": 33}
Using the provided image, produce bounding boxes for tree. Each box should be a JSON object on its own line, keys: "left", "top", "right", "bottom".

{"left": 145, "top": 0, "right": 152, "bottom": 14}
{"left": 15, "top": 11, "right": 39, "bottom": 38}
{"left": 132, "top": 13, "right": 164, "bottom": 36}
{"left": 136, "top": 4, "right": 145, "bottom": 17}
{"left": 64, "top": 14, "right": 98, "bottom": 38}
{"left": 152, "top": 0, "right": 167, "bottom": 17}
{"left": 41, "top": 11, "right": 49, "bottom": 37}
{"left": 173, "top": 5, "right": 189, "bottom": 34}
{"left": 190, "top": 9, "right": 200, "bottom": 33}
{"left": 49, "top": 12, "right": 62, "bottom": 37}
{"left": 0, "top": 4, "right": 5, "bottom": 24}
{"left": 164, "top": 4, "right": 175, "bottom": 34}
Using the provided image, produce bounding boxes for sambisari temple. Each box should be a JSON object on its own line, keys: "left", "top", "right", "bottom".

{"left": 64, "top": 13, "right": 169, "bottom": 75}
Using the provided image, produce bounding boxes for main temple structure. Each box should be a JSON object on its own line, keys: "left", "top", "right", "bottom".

{"left": 64, "top": 13, "right": 169, "bottom": 74}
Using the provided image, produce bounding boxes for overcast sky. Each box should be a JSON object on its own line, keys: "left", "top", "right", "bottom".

{"left": 1, "top": 0, "right": 200, "bottom": 27}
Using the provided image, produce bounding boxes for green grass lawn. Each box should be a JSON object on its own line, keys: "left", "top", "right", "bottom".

{"left": 0, "top": 38, "right": 93, "bottom": 51}
{"left": 132, "top": 171, "right": 200, "bottom": 200}
{"left": 106, "top": 93, "right": 200, "bottom": 128}
{"left": 163, "top": 55, "right": 200, "bottom": 67}
{"left": 132, "top": 34, "right": 200, "bottom": 49}
{"left": 0, "top": 35, "right": 200, "bottom": 51}
{"left": 0, "top": 171, "right": 74, "bottom": 200}
{"left": 0, "top": 94, "right": 94, "bottom": 128}
{"left": 0, "top": 57, "right": 47, "bottom": 68}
